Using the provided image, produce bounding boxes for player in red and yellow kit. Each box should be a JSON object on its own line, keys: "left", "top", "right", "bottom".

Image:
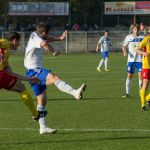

{"left": 136, "top": 34, "right": 150, "bottom": 111}
{"left": 0, "top": 32, "right": 40, "bottom": 120}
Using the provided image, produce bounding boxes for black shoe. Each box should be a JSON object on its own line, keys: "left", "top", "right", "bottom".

{"left": 141, "top": 106, "right": 146, "bottom": 111}
{"left": 32, "top": 116, "right": 39, "bottom": 122}
{"left": 122, "top": 94, "right": 129, "bottom": 98}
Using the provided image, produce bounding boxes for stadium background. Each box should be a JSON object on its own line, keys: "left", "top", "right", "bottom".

{"left": 1, "top": 1, "right": 150, "bottom": 150}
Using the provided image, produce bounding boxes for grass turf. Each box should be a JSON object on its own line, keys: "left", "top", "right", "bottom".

{"left": 0, "top": 53, "right": 150, "bottom": 150}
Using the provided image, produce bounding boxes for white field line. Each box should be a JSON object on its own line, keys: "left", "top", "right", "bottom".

{"left": 1, "top": 128, "right": 150, "bottom": 132}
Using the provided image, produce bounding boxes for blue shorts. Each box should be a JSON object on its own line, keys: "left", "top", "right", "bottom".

{"left": 101, "top": 52, "right": 109, "bottom": 58}
{"left": 26, "top": 67, "right": 51, "bottom": 96}
{"left": 126, "top": 62, "right": 142, "bottom": 74}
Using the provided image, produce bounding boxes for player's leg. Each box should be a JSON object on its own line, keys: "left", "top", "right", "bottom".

{"left": 97, "top": 52, "right": 105, "bottom": 72}
{"left": 142, "top": 69, "right": 150, "bottom": 110}
{"left": 36, "top": 90, "right": 57, "bottom": 134}
{"left": 46, "top": 72, "right": 86, "bottom": 100}
{"left": 10, "top": 79, "right": 39, "bottom": 121}
{"left": 136, "top": 62, "right": 142, "bottom": 92}
{"left": 104, "top": 52, "right": 109, "bottom": 71}
{"left": 140, "top": 79, "right": 148, "bottom": 111}
{"left": 122, "top": 62, "right": 134, "bottom": 98}
{"left": 1, "top": 71, "right": 38, "bottom": 120}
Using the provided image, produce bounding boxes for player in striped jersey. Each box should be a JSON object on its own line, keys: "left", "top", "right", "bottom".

{"left": 122, "top": 24, "right": 144, "bottom": 98}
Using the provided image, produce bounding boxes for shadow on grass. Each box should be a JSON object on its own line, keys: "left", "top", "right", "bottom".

{"left": 0, "top": 134, "right": 150, "bottom": 146}
{"left": 0, "top": 97, "right": 136, "bottom": 102}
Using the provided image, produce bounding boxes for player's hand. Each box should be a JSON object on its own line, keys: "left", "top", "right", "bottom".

{"left": 29, "top": 76, "right": 41, "bottom": 84}
{"left": 96, "top": 48, "right": 99, "bottom": 52}
{"left": 123, "top": 51, "right": 127, "bottom": 56}
{"left": 143, "top": 52, "right": 149, "bottom": 57}
{"left": 60, "top": 31, "right": 67, "bottom": 40}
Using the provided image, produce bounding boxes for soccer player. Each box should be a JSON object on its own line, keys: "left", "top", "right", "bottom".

{"left": 24, "top": 22, "right": 86, "bottom": 134}
{"left": 0, "top": 32, "right": 40, "bottom": 121}
{"left": 122, "top": 24, "right": 144, "bottom": 98}
{"left": 136, "top": 30, "right": 150, "bottom": 111}
{"left": 96, "top": 30, "right": 111, "bottom": 72}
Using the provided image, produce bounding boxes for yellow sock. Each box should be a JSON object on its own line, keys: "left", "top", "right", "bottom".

{"left": 20, "top": 90, "right": 38, "bottom": 117}
{"left": 140, "top": 88, "right": 146, "bottom": 108}
{"left": 146, "top": 93, "right": 150, "bottom": 101}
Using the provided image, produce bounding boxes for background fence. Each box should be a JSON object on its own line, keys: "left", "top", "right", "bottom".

{"left": 1, "top": 31, "right": 130, "bottom": 53}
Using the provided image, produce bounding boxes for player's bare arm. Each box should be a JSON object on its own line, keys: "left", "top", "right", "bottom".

{"left": 41, "top": 41, "right": 58, "bottom": 56}
{"left": 96, "top": 42, "right": 100, "bottom": 52}
{"left": 122, "top": 46, "right": 128, "bottom": 56}
{"left": 5, "top": 66, "right": 40, "bottom": 83}
{"left": 47, "top": 31, "right": 67, "bottom": 42}
{"left": 136, "top": 46, "right": 148, "bottom": 56}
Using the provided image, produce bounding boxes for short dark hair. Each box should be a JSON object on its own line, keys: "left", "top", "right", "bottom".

{"left": 7, "top": 32, "right": 21, "bottom": 41}
{"left": 104, "top": 30, "right": 109, "bottom": 33}
{"left": 36, "top": 22, "right": 50, "bottom": 34}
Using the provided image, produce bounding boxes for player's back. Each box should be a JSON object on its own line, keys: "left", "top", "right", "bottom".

{"left": 24, "top": 32, "right": 44, "bottom": 69}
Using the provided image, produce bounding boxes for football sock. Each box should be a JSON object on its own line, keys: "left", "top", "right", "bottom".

{"left": 139, "top": 78, "right": 142, "bottom": 90}
{"left": 104, "top": 57, "right": 108, "bottom": 70}
{"left": 55, "top": 79, "right": 76, "bottom": 96}
{"left": 37, "top": 105, "right": 47, "bottom": 129}
{"left": 146, "top": 93, "right": 150, "bottom": 101}
{"left": 140, "top": 88, "right": 146, "bottom": 107}
{"left": 126, "top": 78, "right": 132, "bottom": 95}
{"left": 20, "top": 90, "right": 38, "bottom": 117}
{"left": 98, "top": 59, "right": 104, "bottom": 69}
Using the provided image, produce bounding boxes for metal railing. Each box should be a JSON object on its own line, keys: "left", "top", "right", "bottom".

{"left": 1, "top": 31, "right": 130, "bottom": 53}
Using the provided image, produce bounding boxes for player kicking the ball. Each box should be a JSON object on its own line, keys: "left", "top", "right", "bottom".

{"left": 24, "top": 22, "right": 86, "bottom": 134}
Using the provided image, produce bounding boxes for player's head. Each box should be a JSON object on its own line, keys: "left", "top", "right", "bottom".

{"left": 131, "top": 24, "right": 140, "bottom": 34}
{"left": 36, "top": 22, "right": 50, "bottom": 38}
{"left": 104, "top": 30, "right": 109, "bottom": 37}
{"left": 7, "top": 32, "right": 21, "bottom": 50}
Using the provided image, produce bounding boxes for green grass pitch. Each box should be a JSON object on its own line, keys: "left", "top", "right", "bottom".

{"left": 0, "top": 53, "right": 150, "bottom": 150}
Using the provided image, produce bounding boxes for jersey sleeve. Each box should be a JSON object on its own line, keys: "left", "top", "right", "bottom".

{"left": 31, "top": 33, "right": 45, "bottom": 48}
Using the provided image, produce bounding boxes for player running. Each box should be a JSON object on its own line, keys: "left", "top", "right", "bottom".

{"left": 122, "top": 24, "right": 144, "bottom": 98}
{"left": 136, "top": 31, "right": 150, "bottom": 111}
{"left": 0, "top": 32, "right": 40, "bottom": 121}
{"left": 24, "top": 22, "right": 86, "bottom": 134}
{"left": 96, "top": 30, "right": 112, "bottom": 72}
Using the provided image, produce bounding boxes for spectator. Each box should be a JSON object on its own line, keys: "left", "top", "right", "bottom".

{"left": 72, "top": 23, "right": 80, "bottom": 31}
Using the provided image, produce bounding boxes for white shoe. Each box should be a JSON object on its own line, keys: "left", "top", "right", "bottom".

{"left": 105, "top": 68, "right": 109, "bottom": 71}
{"left": 40, "top": 127, "right": 57, "bottom": 134}
{"left": 97, "top": 67, "right": 101, "bottom": 72}
{"left": 74, "top": 84, "right": 86, "bottom": 100}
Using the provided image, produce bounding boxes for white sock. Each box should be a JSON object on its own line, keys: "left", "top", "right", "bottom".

{"left": 55, "top": 79, "right": 76, "bottom": 96}
{"left": 104, "top": 57, "right": 108, "bottom": 69}
{"left": 37, "top": 105, "right": 47, "bottom": 129}
{"left": 139, "top": 78, "right": 142, "bottom": 91}
{"left": 126, "top": 78, "right": 132, "bottom": 95}
{"left": 98, "top": 59, "right": 104, "bottom": 68}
